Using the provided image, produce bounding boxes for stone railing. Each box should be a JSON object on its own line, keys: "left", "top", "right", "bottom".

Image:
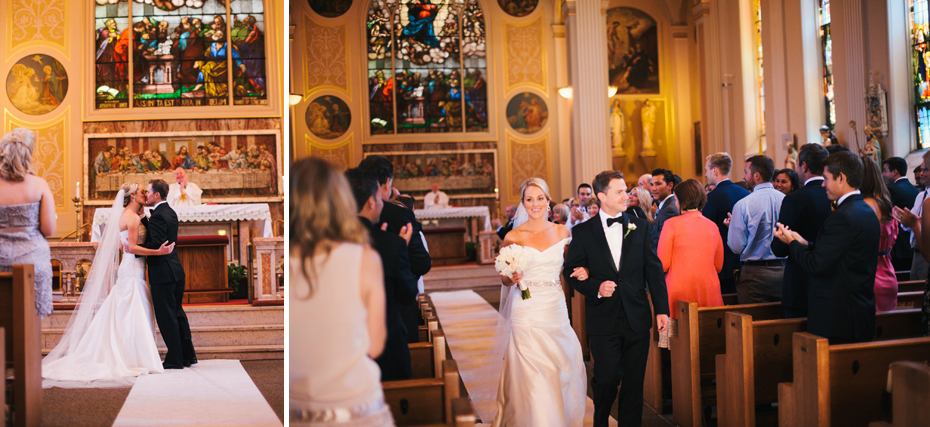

{"left": 48, "top": 242, "right": 99, "bottom": 303}
{"left": 252, "top": 237, "right": 284, "bottom": 305}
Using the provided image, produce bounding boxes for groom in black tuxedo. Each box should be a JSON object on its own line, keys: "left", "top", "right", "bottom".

{"left": 565, "top": 171, "right": 669, "bottom": 427}
{"left": 140, "top": 179, "right": 196, "bottom": 369}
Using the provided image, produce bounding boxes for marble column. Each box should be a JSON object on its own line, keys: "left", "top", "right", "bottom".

{"left": 831, "top": 0, "right": 868, "bottom": 150}
{"left": 564, "top": 0, "right": 611, "bottom": 185}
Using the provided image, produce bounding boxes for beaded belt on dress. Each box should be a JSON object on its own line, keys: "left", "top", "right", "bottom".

{"left": 290, "top": 398, "right": 385, "bottom": 423}
{"left": 521, "top": 279, "right": 562, "bottom": 288}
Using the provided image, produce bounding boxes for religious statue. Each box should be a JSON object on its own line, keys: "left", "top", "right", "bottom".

{"left": 610, "top": 99, "right": 626, "bottom": 157}
{"left": 785, "top": 140, "right": 798, "bottom": 170}
{"left": 640, "top": 99, "right": 657, "bottom": 156}
{"left": 866, "top": 72, "right": 889, "bottom": 136}
{"left": 861, "top": 125, "right": 882, "bottom": 163}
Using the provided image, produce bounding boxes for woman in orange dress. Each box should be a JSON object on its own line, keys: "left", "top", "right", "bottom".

{"left": 658, "top": 179, "right": 725, "bottom": 320}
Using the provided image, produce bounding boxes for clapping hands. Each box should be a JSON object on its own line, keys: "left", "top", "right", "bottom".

{"left": 774, "top": 222, "right": 808, "bottom": 246}
{"left": 893, "top": 206, "right": 919, "bottom": 230}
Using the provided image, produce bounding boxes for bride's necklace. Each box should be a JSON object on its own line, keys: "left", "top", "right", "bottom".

{"left": 526, "top": 223, "right": 554, "bottom": 234}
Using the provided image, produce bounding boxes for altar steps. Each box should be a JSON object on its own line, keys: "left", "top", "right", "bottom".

{"left": 40, "top": 305, "right": 284, "bottom": 360}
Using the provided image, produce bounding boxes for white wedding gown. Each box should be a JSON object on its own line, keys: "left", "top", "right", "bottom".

{"left": 492, "top": 237, "right": 587, "bottom": 427}
{"left": 42, "top": 229, "right": 164, "bottom": 386}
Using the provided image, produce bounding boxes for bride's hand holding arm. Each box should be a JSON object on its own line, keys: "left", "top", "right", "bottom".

{"left": 123, "top": 215, "right": 175, "bottom": 256}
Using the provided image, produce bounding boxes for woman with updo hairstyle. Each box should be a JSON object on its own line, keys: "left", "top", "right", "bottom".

{"left": 289, "top": 157, "right": 393, "bottom": 426}
{"left": 0, "top": 127, "right": 56, "bottom": 318}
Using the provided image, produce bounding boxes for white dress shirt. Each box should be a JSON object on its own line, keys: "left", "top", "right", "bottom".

{"left": 907, "top": 190, "right": 929, "bottom": 247}
{"left": 804, "top": 176, "right": 824, "bottom": 186}
{"left": 167, "top": 182, "right": 202, "bottom": 207}
{"left": 657, "top": 194, "right": 673, "bottom": 213}
{"left": 598, "top": 210, "right": 624, "bottom": 270}
{"left": 423, "top": 191, "right": 449, "bottom": 209}
{"left": 836, "top": 189, "right": 861, "bottom": 207}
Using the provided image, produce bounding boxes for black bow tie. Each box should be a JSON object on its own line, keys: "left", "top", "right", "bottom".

{"left": 607, "top": 216, "right": 624, "bottom": 227}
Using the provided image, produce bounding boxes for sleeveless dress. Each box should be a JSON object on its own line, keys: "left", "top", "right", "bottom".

{"left": 875, "top": 219, "right": 899, "bottom": 312}
{"left": 492, "top": 237, "right": 586, "bottom": 427}
{"left": 0, "top": 202, "right": 53, "bottom": 318}
{"left": 42, "top": 226, "right": 164, "bottom": 384}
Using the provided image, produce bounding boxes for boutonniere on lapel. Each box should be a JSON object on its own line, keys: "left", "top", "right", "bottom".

{"left": 624, "top": 223, "right": 636, "bottom": 239}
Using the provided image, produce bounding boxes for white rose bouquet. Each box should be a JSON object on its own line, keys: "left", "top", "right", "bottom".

{"left": 495, "top": 245, "right": 532, "bottom": 299}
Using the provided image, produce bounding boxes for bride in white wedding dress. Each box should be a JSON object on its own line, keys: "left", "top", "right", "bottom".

{"left": 480, "top": 178, "right": 587, "bottom": 427}
{"left": 42, "top": 183, "right": 175, "bottom": 387}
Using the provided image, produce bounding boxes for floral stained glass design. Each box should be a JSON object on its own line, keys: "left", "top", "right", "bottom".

{"left": 820, "top": 0, "right": 835, "bottom": 128}
{"left": 366, "top": 0, "right": 488, "bottom": 135}
{"left": 911, "top": 0, "right": 930, "bottom": 147}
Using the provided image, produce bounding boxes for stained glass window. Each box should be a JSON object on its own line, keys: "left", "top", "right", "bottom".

{"left": 820, "top": 0, "right": 835, "bottom": 128}
{"left": 366, "top": 0, "right": 488, "bottom": 135}
{"left": 94, "top": 0, "right": 268, "bottom": 110}
{"left": 753, "top": 0, "right": 765, "bottom": 136}
{"left": 911, "top": 0, "right": 930, "bottom": 148}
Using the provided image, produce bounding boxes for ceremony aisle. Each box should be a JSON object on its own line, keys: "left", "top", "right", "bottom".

{"left": 429, "top": 290, "right": 617, "bottom": 426}
{"left": 112, "top": 360, "right": 282, "bottom": 426}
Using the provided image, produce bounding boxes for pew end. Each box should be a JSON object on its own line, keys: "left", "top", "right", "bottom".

{"left": 872, "top": 361, "right": 930, "bottom": 427}
{"left": 409, "top": 330, "right": 447, "bottom": 379}
{"left": 0, "top": 265, "right": 41, "bottom": 427}
{"left": 383, "top": 359, "right": 461, "bottom": 426}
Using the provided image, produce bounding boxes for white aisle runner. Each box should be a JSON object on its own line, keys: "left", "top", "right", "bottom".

{"left": 113, "top": 360, "right": 281, "bottom": 427}
{"left": 429, "top": 290, "right": 616, "bottom": 426}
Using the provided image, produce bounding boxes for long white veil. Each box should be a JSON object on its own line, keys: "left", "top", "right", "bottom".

{"left": 42, "top": 190, "right": 127, "bottom": 387}
{"left": 469, "top": 203, "right": 529, "bottom": 422}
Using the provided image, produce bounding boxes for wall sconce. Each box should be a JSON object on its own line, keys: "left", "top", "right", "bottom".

{"left": 608, "top": 85, "right": 618, "bottom": 97}
{"left": 289, "top": 93, "right": 303, "bottom": 106}
{"left": 558, "top": 87, "right": 573, "bottom": 99}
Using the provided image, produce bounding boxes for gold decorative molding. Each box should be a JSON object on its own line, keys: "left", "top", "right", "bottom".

{"left": 507, "top": 130, "right": 550, "bottom": 199}
{"left": 304, "top": 14, "right": 350, "bottom": 100}
{"left": 504, "top": 16, "right": 548, "bottom": 93}
{"left": 7, "top": 0, "right": 69, "bottom": 58}
{"left": 5, "top": 108, "right": 69, "bottom": 211}
{"left": 306, "top": 133, "right": 353, "bottom": 170}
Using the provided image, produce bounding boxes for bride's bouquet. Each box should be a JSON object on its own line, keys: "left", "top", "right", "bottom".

{"left": 495, "top": 245, "right": 532, "bottom": 299}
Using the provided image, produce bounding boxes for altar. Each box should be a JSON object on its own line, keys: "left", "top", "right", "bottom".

{"left": 414, "top": 206, "right": 492, "bottom": 243}
{"left": 92, "top": 203, "right": 274, "bottom": 265}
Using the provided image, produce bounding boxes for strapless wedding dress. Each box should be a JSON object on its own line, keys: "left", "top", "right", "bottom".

{"left": 492, "top": 237, "right": 586, "bottom": 427}
{"left": 42, "top": 230, "right": 164, "bottom": 386}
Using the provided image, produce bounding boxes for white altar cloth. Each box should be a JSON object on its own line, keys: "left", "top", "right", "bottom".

{"left": 414, "top": 206, "right": 492, "bottom": 231}
{"left": 92, "top": 203, "right": 273, "bottom": 242}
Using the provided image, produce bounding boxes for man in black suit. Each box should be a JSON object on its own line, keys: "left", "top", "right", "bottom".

{"left": 345, "top": 168, "right": 418, "bottom": 381}
{"left": 358, "top": 156, "right": 431, "bottom": 344}
{"left": 139, "top": 179, "right": 196, "bottom": 369}
{"left": 883, "top": 157, "right": 920, "bottom": 272}
{"left": 493, "top": 204, "right": 517, "bottom": 240}
{"left": 775, "top": 152, "right": 878, "bottom": 344}
{"left": 565, "top": 170, "right": 669, "bottom": 427}
{"left": 771, "top": 144, "right": 833, "bottom": 318}
{"left": 702, "top": 152, "right": 751, "bottom": 294}
{"left": 650, "top": 168, "right": 679, "bottom": 248}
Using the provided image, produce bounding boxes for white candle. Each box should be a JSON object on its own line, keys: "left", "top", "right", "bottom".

{"left": 76, "top": 181, "right": 80, "bottom": 197}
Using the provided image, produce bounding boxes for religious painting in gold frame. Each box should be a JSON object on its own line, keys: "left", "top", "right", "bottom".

{"left": 607, "top": 7, "right": 659, "bottom": 95}
{"left": 364, "top": 149, "right": 498, "bottom": 197}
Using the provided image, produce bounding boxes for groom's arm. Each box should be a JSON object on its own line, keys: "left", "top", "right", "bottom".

{"left": 563, "top": 230, "right": 601, "bottom": 300}
{"left": 139, "top": 212, "right": 169, "bottom": 251}
{"left": 641, "top": 221, "right": 670, "bottom": 316}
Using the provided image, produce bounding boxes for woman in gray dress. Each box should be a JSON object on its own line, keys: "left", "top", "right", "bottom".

{"left": 0, "top": 127, "right": 56, "bottom": 318}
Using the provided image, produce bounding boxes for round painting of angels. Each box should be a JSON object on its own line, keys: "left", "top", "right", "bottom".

{"left": 307, "top": 96, "right": 352, "bottom": 139}
{"left": 6, "top": 54, "right": 68, "bottom": 116}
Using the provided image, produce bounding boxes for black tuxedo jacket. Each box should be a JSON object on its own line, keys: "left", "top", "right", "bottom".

{"left": 139, "top": 202, "right": 185, "bottom": 285}
{"left": 702, "top": 180, "right": 751, "bottom": 283}
{"left": 378, "top": 202, "right": 431, "bottom": 277}
{"left": 565, "top": 214, "right": 669, "bottom": 335}
{"left": 788, "top": 194, "right": 878, "bottom": 343}
{"left": 771, "top": 179, "right": 833, "bottom": 309}
{"left": 652, "top": 195, "right": 680, "bottom": 248}
{"left": 361, "top": 217, "right": 418, "bottom": 381}
{"left": 496, "top": 219, "right": 514, "bottom": 241}
{"left": 888, "top": 178, "right": 919, "bottom": 260}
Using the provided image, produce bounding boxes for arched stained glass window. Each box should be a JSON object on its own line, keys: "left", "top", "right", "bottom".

{"left": 94, "top": 0, "right": 268, "bottom": 110}
{"left": 366, "top": 0, "right": 488, "bottom": 135}
{"left": 820, "top": 0, "right": 835, "bottom": 129}
{"left": 911, "top": 0, "right": 930, "bottom": 148}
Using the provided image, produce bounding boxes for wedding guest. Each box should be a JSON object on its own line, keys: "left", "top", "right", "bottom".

{"left": 775, "top": 152, "right": 878, "bottom": 344}
{"left": 861, "top": 155, "right": 899, "bottom": 312}
{"left": 627, "top": 186, "right": 654, "bottom": 224}
{"left": 423, "top": 182, "right": 449, "bottom": 209}
{"left": 583, "top": 197, "right": 600, "bottom": 219}
{"left": 637, "top": 173, "right": 652, "bottom": 189}
{"left": 894, "top": 155, "right": 930, "bottom": 335}
{"left": 552, "top": 203, "right": 570, "bottom": 226}
{"left": 773, "top": 168, "right": 800, "bottom": 195}
{"left": 704, "top": 183, "right": 715, "bottom": 194}
{"left": 651, "top": 168, "right": 680, "bottom": 248}
{"left": 703, "top": 152, "right": 750, "bottom": 295}
{"left": 883, "top": 157, "right": 919, "bottom": 272}
{"left": 771, "top": 144, "right": 832, "bottom": 318}
{"left": 0, "top": 127, "right": 55, "bottom": 318}
{"left": 288, "top": 157, "right": 393, "bottom": 425}
{"left": 728, "top": 155, "right": 785, "bottom": 304}
{"left": 167, "top": 167, "right": 203, "bottom": 207}
{"left": 658, "top": 179, "right": 724, "bottom": 323}
{"left": 566, "top": 183, "right": 593, "bottom": 231}
{"left": 493, "top": 204, "right": 517, "bottom": 240}
{"left": 917, "top": 166, "right": 926, "bottom": 192}
{"left": 902, "top": 163, "right": 930, "bottom": 280}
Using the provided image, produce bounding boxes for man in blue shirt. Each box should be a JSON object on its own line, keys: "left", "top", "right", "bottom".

{"left": 702, "top": 152, "right": 750, "bottom": 295}
{"left": 727, "top": 155, "right": 786, "bottom": 304}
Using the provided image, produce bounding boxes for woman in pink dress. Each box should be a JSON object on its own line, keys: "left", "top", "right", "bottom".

{"left": 861, "top": 156, "right": 899, "bottom": 311}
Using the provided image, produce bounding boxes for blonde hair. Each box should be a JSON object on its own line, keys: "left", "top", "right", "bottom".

{"left": 121, "top": 182, "right": 140, "bottom": 207}
{"left": 632, "top": 186, "right": 655, "bottom": 224}
{"left": 519, "top": 177, "right": 552, "bottom": 202}
{"left": 0, "top": 127, "right": 37, "bottom": 182}
{"left": 291, "top": 157, "right": 368, "bottom": 298}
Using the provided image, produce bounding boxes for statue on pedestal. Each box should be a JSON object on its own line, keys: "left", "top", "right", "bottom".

{"left": 640, "top": 99, "right": 657, "bottom": 157}
{"left": 610, "top": 99, "right": 626, "bottom": 157}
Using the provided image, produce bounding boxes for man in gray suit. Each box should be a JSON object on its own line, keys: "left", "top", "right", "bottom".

{"left": 651, "top": 168, "right": 680, "bottom": 248}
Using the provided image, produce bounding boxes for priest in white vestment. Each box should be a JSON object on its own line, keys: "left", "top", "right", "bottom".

{"left": 167, "top": 167, "right": 203, "bottom": 207}
{"left": 424, "top": 182, "right": 450, "bottom": 209}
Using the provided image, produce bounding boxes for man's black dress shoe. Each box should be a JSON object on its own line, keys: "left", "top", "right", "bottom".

{"left": 184, "top": 358, "right": 198, "bottom": 367}
{"left": 163, "top": 363, "right": 184, "bottom": 369}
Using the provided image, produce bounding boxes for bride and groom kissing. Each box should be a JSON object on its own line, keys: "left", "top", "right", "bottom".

{"left": 43, "top": 179, "right": 196, "bottom": 386}
{"left": 489, "top": 171, "right": 669, "bottom": 427}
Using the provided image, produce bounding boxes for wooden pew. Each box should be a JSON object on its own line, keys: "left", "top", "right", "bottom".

{"left": 778, "top": 333, "right": 930, "bottom": 427}
{"left": 383, "top": 359, "right": 461, "bottom": 425}
{"left": 409, "top": 330, "right": 447, "bottom": 379}
{"left": 0, "top": 265, "right": 41, "bottom": 427}
{"left": 868, "top": 361, "right": 930, "bottom": 427}
{"left": 716, "top": 308, "right": 924, "bottom": 427}
{"left": 419, "top": 315, "right": 439, "bottom": 342}
{"left": 896, "top": 280, "right": 924, "bottom": 293}
{"left": 895, "top": 291, "right": 924, "bottom": 309}
{"left": 895, "top": 271, "right": 911, "bottom": 282}
{"left": 670, "top": 300, "right": 785, "bottom": 427}
{"left": 722, "top": 293, "right": 739, "bottom": 306}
